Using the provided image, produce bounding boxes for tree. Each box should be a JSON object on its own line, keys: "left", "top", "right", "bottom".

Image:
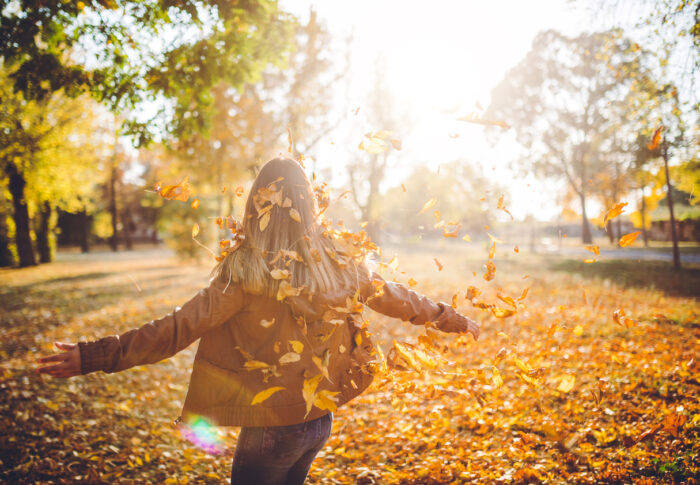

{"left": 0, "top": 66, "right": 106, "bottom": 266}
{"left": 348, "top": 57, "right": 409, "bottom": 243}
{"left": 1, "top": 0, "right": 295, "bottom": 144}
{"left": 486, "top": 30, "right": 653, "bottom": 244}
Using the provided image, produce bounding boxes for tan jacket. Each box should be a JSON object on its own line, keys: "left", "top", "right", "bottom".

{"left": 78, "top": 273, "right": 471, "bottom": 427}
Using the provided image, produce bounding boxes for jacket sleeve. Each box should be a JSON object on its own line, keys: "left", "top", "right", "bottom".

{"left": 361, "top": 273, "right": 470, "bottom": 334}
{"left": 78, "top": 278, "right": 246, "bottom": 374}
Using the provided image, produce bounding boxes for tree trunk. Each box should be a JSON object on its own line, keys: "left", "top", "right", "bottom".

{"left": 79, "top": 209, "right": 90, "bottom": 253}
{"left": 0, "top": 209, "right": 14, "bottom": 267}
{"left": 109, "top": 163, "right": 118, "bottom": 252}
{"left": 122, "top": 210, "right": 133, "bottom": 250}
{"left": 640, "top": 189, "right": 649, "bottom": 247}
{"left": 662, "top": 142, "right": 680, "bottom": 270}
{"left": 579, "top": 192, "right": 592, "bottom": 244}
{"left": 6, "top": 161, "right": 36, "bottom": 267}
{"left": 36, "top": 200, "right": 52, "bottom": 263}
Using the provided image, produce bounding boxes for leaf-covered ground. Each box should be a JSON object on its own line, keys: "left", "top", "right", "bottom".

{"left": 1, "top": 245, "right": 699, "bottom": 484}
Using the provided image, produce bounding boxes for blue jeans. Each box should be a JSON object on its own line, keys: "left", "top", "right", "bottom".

{"left": 231, "top": 413, "right": 333, "bottom": 485}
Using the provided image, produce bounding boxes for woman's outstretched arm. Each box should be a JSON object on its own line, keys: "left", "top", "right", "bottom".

{"left": 37, "top": 278, "right": 245, "bottom": 378}
{"left": 362, "top": 273, "right": 480, "bottom": 340}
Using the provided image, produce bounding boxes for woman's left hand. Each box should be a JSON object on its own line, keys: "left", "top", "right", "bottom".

{"left": 36, "top": 342, "right": 82, "bottom": 378}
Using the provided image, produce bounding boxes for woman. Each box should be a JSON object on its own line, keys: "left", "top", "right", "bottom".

{"left": 37, "top": 157, "right": 480, "bottom": 484}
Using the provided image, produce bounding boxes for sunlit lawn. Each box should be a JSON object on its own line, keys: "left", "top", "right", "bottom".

{"left": 1, "top": 244, "right": 698, "bottom": 484}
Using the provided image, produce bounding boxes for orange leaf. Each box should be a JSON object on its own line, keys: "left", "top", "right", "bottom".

{"left": 433, "top": 258, "right": 443, "bottom": 271}
{"left": 619, "top": 231, "right": 641, "bottom": 247}
{"left": 191, "top": 198, "right": 199, "bottom": 209}
{"left": 155, "top": 177, "right": 191, "bottom": 202}
{"left": 584, "top": 245, "right": 600, "bottom": 255}
{"left": 648, "top": 125, "right": 664, "bottom": 150}
{"left": 603, "top": 202, "right": 628, "bottom": 226}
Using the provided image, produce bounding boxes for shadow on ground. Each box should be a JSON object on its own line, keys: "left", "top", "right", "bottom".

{"left": 548, "top": 258, "right": 700, "bottom": 299}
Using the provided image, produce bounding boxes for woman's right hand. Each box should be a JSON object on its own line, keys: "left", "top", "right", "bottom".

{"left": 36, "top": 342, "right": 82, "bottom": 378}
{"left": 458, "top": 316, "right": 480, "bottom": 341}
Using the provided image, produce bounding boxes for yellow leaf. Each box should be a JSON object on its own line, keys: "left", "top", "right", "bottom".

{"left": 418, "top": 198, "right": 437, "bottom": 214}
{"left": 388, "top": 255, "right": 399, "bottom": 271}
{"left": 492, "top": 367, "right": 503, "bottom": 388}
{"left": 573, "top": 324, "right": 584, "bottom": 336}
{"left": 289, "top": 208, "right": 301, "bottom": 222}
{"left": 260, "top": 318, "right": 275, "bottom": 328}
{"left": 390, "top": 139, "right": 402, "bottom": 150}
{"left": 289, "top": 340, "right": 304, "bottom": 353}
{"left": 584, "top": 259, "right": 597, "bottom": 264}
{"left": 259, "top": 212, "right": 270, "bottom": 232}
{"left": 303, "top": 374, "right": 324, "bottom": 417}
{"left": 191, "top": 223, "right": 199, "bottom": 238}
{"left": 407, "top": 277, "right": 417, "bottom": 287}
{"left": 279, "top": 352, "right": 301, "bottom": 364}
{"left": 462, "top": 234, "right": 471, "bottom": 242}
{"left": 313, "top": 390, "right": 339, "bottom": 412}
{"left": 488, "top": 241, "right": 496, "bottom": 259}
{"left": 244, "top": 360, "right": 271, "bottom": 370}
{"left": 557, "top": 375, "right": 576, "bottom": 393}
{"left": 619, "top": 231, "right": 641, "bottom": 247}
{"left": 251, "top": 386, "right": 285, "bottom": 405}
{"left": 191, "top": 198, "right": 199, "bottom": 209}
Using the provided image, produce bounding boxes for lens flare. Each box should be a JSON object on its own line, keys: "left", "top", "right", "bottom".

{"left": 179, "top": 416, "right": 223, "bottom": 454}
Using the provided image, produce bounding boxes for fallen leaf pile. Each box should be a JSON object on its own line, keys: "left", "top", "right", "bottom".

{"left": 1, "top": 241, "right": 698, "bottom": 484}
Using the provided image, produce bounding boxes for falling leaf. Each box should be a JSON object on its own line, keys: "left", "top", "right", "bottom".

{"left": 289, "top": 340, "right": 304, "bottom": 353}
{"left": 487, "top": 233, "right": 504, "bottom": 243}
{"left": 491, "top": 307, "right": 515, "bottom": 318}
{"left": 496, "top": 194, "right": 514, "bottom": 220}
{"left": 457, "top": 112, "right": 510, "bottom": 129}
{"left": 192, "top": 223, "right": 199, "bottom": 238}
{"left": 619, "top": 231, "right": 641, "bottom": 247}
{"left": 235, "top": 186, "right": 245, "bottom": 197}
{"left": 418, "top": 198, "right": 437, "bottom": 214}
{"left": 434, "top": 258, "right": 443, "bottom": 271}
{"left": 443, "top": 223, "right": 461, "bottom": 238}
{"left": 401, "top": 184, "right": 406, "bottom": 192}
{"left": 492, "top": 368, "right": 504, "bottom": 388}
{"left": 388, "top": 256, "right": 399, "bottom": 272}
{"left": 557, "top": 375, "right": 576, "bottom": 393}
{"left": 517, "top": 287, "right": 529, "bottom": 301}
{"left": 260, "top": 318, "right": 275, "bottom": 328}
{"left": 488, "top": 241, "right": 496, "bottom": 259}
{"left": 648, "top": 125, "right": 664, "bottom": 150}
{"left": 155, "top": 177, "right": 191, "bottom": 202}
{"left": 514, "top": 245, "right": 519, "bottom": 253}
{"left": 573, "top": 325, "right": 584, "bottom": 336}
{"left": 390, "top": 139, "right": 402, "bottom": 150}
{"left": 191, "top": 199, "right": 199, "bottom": 209}
{"left": 289, "top": 208, "right": 301, "bottom": 223}
{"left": 259, "top": 212, "right": 270, "bottom": 232}
{"left": 584, "top": 259, "right": 597, "bottom": 264}
{"left": 462, "top": 234, "right": 471, "bottom": 242}
{"left": 279, "top": 352, "right": 301, "bottom": 365}
{"left": 603, "top": 202, "right": 628, "bottom": 226}
{"left": 251, "top": 387, "right": 285, "bottom": 405}
{"left": 585, "top": 245, "right": 600, "bottom": 255}
{"left": 483, "top": 260, "right": 496, "bottom": 281}
{"left": 408, "top": 277, "right": 417, "bottom": 287}
{"left": 287, "top": 127, "right": 293, "bottom": 153}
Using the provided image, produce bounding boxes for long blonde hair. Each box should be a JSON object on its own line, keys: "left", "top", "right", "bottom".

{"left": 212, "top": 158, "right": 368, "bottom": 298}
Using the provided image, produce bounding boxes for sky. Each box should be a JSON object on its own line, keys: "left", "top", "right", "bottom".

{"left": 278, "top": 0, "right": 595, "bottom": 221}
